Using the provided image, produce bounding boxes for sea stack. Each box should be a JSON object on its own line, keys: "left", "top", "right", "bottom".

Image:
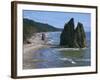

{"left": 60, "top": 18, "right": 86, "bottom": 48}
{"left": 74, "top": 22, "right": 86, "bottom": 48}
{"left": 60, "top": 18, "right": 75, "bottom": 47}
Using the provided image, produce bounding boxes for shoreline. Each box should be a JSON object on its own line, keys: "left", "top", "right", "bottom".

{"left": 54, "top": 47, "right": 88, "bottom": 51}
{"left": 23, "top": 32, "right": 88, "bottom": 54}
{"left": 23, "top": 32, "right": 51, "bottom": 54}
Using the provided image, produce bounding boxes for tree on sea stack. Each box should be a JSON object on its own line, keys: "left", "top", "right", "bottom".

{"left": 60, "top": 18, "right": 75, "bottom": 47}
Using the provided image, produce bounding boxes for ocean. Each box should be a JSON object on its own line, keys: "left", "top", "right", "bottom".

{"left": 24, "top": 31, "right": 91, "bottom": 69}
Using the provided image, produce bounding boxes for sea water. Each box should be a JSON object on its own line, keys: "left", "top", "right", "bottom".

{"left": 24, "top": 32, "right": 91, "bottom": 69}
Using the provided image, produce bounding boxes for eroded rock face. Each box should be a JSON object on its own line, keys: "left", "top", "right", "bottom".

{"left": 60, "top": 18, "right": 86, "bottom": 48}
{"left": 74, "top": 22, "right": 86, "bottom": 48}
{"left": 60, "top": 18, "right": 75, "bottom": 47}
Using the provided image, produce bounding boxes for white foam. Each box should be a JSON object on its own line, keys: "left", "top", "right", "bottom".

{"left": 59, "top": 58, "right": 76, "bottom": 64}
{"left": 55, "top": 48, "right": 87, "bottom": 51}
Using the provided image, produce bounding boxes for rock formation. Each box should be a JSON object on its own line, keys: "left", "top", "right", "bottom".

{"left": 60, "top": 18, "right": 75, "bottom": 47}
{"left": 60, "top": 18, "right": 86, "bottom": 48}
{"left": 74, "top": 22, "right": 86, "bottom": 48}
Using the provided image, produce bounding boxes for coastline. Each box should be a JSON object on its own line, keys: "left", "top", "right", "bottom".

{"left": 23, "top": 32, "right": 90, "bottom": 69}
{"left": 55, "top": 47, "right": 88, "bottom": 51}
{"left": 23, "top": 32, "right": 88, "bottom": 54}
{"left": 23, "top": 32, "right": 50, "bottom": 54}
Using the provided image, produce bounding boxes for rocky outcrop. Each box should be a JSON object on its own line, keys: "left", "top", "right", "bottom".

{"left": 74, "top": 22, "right": 86, "bottom": 48}
{"left": 60, "top": 18, "right": 86, "bottom": 48}
{"left": 60, "top": 18, "right": 75, "bottom": 47}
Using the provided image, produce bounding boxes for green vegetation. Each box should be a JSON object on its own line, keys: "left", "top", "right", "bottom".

{"left": 23, "top": 18, "right": 61, "bottom": 42}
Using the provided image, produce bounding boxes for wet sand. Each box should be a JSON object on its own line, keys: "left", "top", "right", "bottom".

{"left": 23, "top": 33, "right": 50, "bottom": 69}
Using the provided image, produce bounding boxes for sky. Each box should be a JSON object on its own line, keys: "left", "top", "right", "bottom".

{"left": 23, "top": 10, "right": 91, "bottom": 32}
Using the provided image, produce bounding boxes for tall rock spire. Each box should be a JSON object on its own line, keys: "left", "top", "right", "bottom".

{"left": 60, "top": 18, "right": 86, "bottom": 48}
{"left": 74, "top": 22, "right": 86, "bottom": 48}
{"left": 60, "top": 18, "right": 75, "bottom": 47}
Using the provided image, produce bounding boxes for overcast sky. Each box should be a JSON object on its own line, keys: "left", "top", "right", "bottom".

{"left": 23, "top": 10, "right": 91, "bottom": 32}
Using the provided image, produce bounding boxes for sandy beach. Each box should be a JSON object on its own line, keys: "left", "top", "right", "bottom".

{"left": 23, "top": 32, "right": 51, "bottom": 69}
{"left": 24, "top": 33, "right": 48, "bottom": 53}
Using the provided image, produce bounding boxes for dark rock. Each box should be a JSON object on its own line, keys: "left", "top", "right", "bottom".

{"left": 74, "top": 22, "right": 86, "bottom": 48}
{"left": 26, "top": 40, "right": 31, "bottom": 44}
{"left": 60, "top": 18, "right": 86, "bottom": 48}
{"left": 41, "top": 33, "right": 46, "bottom": 40}
{"left": 60, "top": 18, "right": 75, "bottom": 47}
